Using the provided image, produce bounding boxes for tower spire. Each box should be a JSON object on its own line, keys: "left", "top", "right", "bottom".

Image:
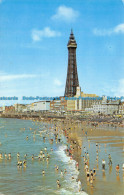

{"left": 64, "top": 30, "right": 79, "bottom": 97}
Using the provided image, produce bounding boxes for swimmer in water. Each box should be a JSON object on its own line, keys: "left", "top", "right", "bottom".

{"left": 8, "top": 153, "right": 11, "bottom": 160}
{"left": 56, "top": 165, "right": 59, "bottom": 171}
{"left": 64, "top": 169, "right": 67, "bottom": 174}
{"left": 61, "top": 170, "right": 63, "bottom": 177}
{"left": 40, "top": 150, "right": 43, "bottom": 155}
{"left": 43, "top": 137, "right": 46, "bottom": 142}
{"left": 17, "top": 152, "right": 20, "bottom": 159}
{"left": 0, "top": 153, "right": 3, "bottom": 159}
{"left": 31, "top": 154, "right": 34, "bottom": 160}
{"left": 24, "top": 154, "right": 27, "bottom": 160}
{"left": 26, "top": 136, "right": 28, "bottom": 140}
{"left": 56, "top": 180, "right": 61, "bottom": 188}
{"left": 42, "top": 153, "right": 45, "bottom": 160}
{"left": 38, "top": 155, "right": 41, "bottom": 161}
{"left": 72, "top": 175, "right": 75, "bottom": 179}
{"left": 5, "top": 153, "right": 7, "bottom": 160}
{"left": 77, "top": 179, "right": 82, "bottom": 192}
{"left": 42, "top": 170, "right": 45, "bottom": 176}
{"left": 46, "top": 157, "right": 49, "bottom": 164}
{"left": 17, "top": 161, "right": 22, "bottom": 168}
{"left": 23, "top": 160, "right": 27, "bottom": 167}
{"left": 102, "top": 159, "right": 106, "bottom": 170}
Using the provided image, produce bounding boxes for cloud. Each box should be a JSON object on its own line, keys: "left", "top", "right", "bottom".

{"left": 0, "top": 73, "right": 37, "bottom": 82}
{"left": 114, "top": 78, "right": 124, "bottom": 96}
{"left": 54, "top": 78, "right": 63, "bottom": 87}
{"left": 0, "top": 0, "right": 3, "bottom": 3}
{"left": 52, "top": 5, "right": 79, "bottom": 22}
{"left": 31, "top": 27, "right": 61, "bottom": 42}
{"left": 104, "top": 79, "right": 124, "bottom": 97}
{"left": 93, "top": 23, "right": 124, "bottom": 36}
{"left": 122, "top": 0, "right": 124, "bottom": 4}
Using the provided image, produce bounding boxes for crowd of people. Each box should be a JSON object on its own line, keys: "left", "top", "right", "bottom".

{"left": 0, "top": 120, "right": 124, "bottom": 194}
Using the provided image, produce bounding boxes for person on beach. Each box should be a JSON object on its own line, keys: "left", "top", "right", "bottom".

{"left": 86, "top": 170, "right": 90, "bottom": 182}
{"left": 70, "top": 155, "right": 73, "bottom": 162}
{"left": 83, "top": 147, "right": 86, "bottom": 152}
{"left": 76, "top": 162, "right": 79, "bottom": 170}
{"left": 90, "top": 170, "right": 94, "bottom": 186}
{"left": 122, "top": 163, "right": 124, "bottom": 171}
{"left": 85, "top": 163, "right": 89, "bottom": 172}
{"left": 102, "top": 159, "right": 106, "bottom": 170}
{"left": 116, "top": 164, "right": 120, "bottom": 174}
{"left": 87, "top": 152, "right": 89, "bottom": 160}
{"left": 82, "top": 156, "right": 86, "bottom": 162}
{"left": 108, "top": 154, "right": 112, "bottom": 165}
{"left": 77, "top": 179, "right": 82, "bottom": 192}
{"left": 96, "top": 143, "right": 98, "bottom": 152}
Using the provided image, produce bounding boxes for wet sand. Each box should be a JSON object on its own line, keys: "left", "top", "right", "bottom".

{"left": 1, "top": 116, "right": 123, "bottom": 194}
{"left": 54, "top": 119, "right": 124, "bottom": 195}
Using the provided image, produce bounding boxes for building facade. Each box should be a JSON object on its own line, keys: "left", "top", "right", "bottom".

{"left": 92, "top": 96, "right": 120, "bottom": 115}
{"left": 50, "top": 97, "right": 67, "bottom": 111}
{"left": 29, "top": 101, "right": 50, "bottom": 112}
{"left": 67, "top": 87, "right": 101, "bottom": 111}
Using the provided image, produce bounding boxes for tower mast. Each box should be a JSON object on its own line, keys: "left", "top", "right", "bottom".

{"left": 64, "top": 30, "right": 79, "bottom": 97}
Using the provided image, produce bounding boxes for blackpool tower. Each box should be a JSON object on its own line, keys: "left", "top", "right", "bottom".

{"left": 64, "top": 30, "right": 79, "bottom": 97}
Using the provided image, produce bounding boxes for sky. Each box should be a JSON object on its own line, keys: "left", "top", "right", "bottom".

{"left": 0, "top": 0, "right": 124, "bottom": 105}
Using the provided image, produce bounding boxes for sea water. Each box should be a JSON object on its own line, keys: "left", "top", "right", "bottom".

{"left": 0, "top": 118, "right": 88, "bottom": 195}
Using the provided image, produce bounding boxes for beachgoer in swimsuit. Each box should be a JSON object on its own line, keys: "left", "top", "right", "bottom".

{"left": 116, "top": 164, "right": 120, "bottom": 174}
{"left": 102, "top": 159, "right": 106, "bottom": 170}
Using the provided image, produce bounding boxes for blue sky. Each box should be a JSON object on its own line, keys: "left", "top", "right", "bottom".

{"left": 0, "top": 0, "right": 124, "bottom": 105}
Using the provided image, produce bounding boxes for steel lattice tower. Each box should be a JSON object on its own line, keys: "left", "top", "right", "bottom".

{"left": 64, "top": 30, "right": 79, "bottom": 97}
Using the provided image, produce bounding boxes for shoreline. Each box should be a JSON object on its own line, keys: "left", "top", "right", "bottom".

{"left": 57, "top": 119, "right": 124, "bottom": 195}
{"left": 0, "top": 117, "right": 124, "bottom": 194}
{"left": 0, "top": 112, "right": 124, "bottom": 129}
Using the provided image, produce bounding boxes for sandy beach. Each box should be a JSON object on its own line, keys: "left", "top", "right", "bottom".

{"left": 57, "top": 119, "right": 124, "bottom": 195}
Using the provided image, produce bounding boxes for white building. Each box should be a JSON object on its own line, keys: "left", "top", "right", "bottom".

{"left": 29, "top": 101, "right": 50, "bottom": 112}
{"left": 92, "top": 96, "right": 120, "bottom": 115}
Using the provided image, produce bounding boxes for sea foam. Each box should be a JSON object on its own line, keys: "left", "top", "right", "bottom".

{"left": 56, "top": 145, "right": 88, "bottom": 195}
